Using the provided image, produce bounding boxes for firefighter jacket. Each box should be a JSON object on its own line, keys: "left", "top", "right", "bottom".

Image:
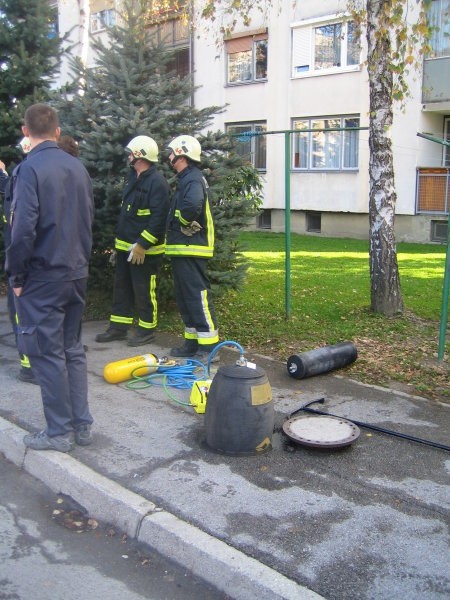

{"left": 165, "top": 165, "right": 214, "bottom": 258}
{"left": 115, "top": 165, "right": 170, "bottom": 256}
{"left": 5, "top": 141, "right": 94, "bottom": 288}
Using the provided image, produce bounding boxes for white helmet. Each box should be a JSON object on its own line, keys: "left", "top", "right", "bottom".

{"left": 19, "top": 137, "right": 31, "bottom": 154}
{"left": 168, "top": 135, "right": 201, "bottom": 163}
{"left": 125, "top": 135, "right": 158, "bottom": 163}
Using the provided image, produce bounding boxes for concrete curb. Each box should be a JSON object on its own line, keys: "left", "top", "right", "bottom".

{"left": 0, "top": 416, "right": 324, "bottom": 600}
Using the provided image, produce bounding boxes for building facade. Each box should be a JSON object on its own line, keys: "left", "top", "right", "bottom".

{"left": 54, "top": 0, "right": 450, "bottom": 243}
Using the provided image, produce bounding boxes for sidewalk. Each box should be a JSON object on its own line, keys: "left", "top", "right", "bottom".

{"left": 0, "top": 295, "right": 449, "bottom": 600}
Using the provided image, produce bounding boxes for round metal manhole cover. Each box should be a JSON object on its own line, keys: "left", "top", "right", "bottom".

{"left": 282, "top": 415, "right": 360, "bottom": 448}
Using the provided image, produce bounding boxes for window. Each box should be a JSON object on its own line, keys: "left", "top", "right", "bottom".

{"left": 431, "top": 220, "right": 448, "bottom": 242}
{"left": 292, "top": 16, "right": 360, "bottom": 77}
{"left": 427, "top": 0, "right": 450, "bottom": 58}
{"left": 226, "top": 122, "right": 267, "bottom": 170}
{"left": 292, "top": 116, "right": 360, "bottom": 171}
{"left": 148, "top": 18, "right": 190, "bottom": 78}
{"left": 444, "top": 117, "right": 450, "bottom": 167}
{"left": 226, "top": 33, "right": 268, "bottom": 84}
{"left": 306, "top": 212, "right": 321, "bottom": 232}
{"left": 91, "top": 8, "right": 115, "bottom": 32}
{"left": 258, "top": 210, "right": 272, "bottom": 230}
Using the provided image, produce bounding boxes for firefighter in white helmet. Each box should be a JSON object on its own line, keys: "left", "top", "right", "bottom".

{"left": 165, "top": 134, "right": 219, "bottom": 359}
{"left": 96, "top": 135, "right": 170, "bottom": 346}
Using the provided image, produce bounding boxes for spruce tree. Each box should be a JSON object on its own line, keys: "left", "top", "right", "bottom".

{"left": 0, "top": 0, "right": 61, "bottom": 164}
{"left": 52, "top": 1, "right": 262, "bottom": 296}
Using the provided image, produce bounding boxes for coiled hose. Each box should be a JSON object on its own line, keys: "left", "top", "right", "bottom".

{"left": 125, "top": 340, "right": 245, "bottom": 407}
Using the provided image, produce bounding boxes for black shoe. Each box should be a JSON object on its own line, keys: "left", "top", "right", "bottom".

{"left": 17, "top": 368, "right": 38, "bottom": 385}
{"left": 127, "top": 330, "right": 155, "bottom": 347}
{"left": 170, "top": 339, "right": 198, "bottom": 357}
{"left": 195, "top": 343, "right": 220, "bottom": 364}
{"left": 75, "top": 423, "right": 93, "bottom": 446}
{"left": 95, "top": 328, "right": 127, "bottom": 343}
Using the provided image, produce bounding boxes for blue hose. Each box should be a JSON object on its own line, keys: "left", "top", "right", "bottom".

{"left": 125, "top": 340, "right": 246, "bottom": 406}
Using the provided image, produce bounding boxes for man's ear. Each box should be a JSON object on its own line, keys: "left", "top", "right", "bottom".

{"left": 55, "top": 127, "right": 61, "bottom": 140}
{"left": 22, "top": 125, "right": 29, "bottom": 137}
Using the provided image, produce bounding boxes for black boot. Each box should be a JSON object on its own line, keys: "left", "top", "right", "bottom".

{"left": 95, "top": 327, "right": 127, "bottom": 343}
{"left": 170, "top": 339, "right": 198, "bottom": 357}
{"left": 196, "top": 342, "right": 220, "bottom": 363}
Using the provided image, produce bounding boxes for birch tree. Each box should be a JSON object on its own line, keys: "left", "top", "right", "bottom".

{"left": 191, "top": 0, "right": 434, "bottom": 316}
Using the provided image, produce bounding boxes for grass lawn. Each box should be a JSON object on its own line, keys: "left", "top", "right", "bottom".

{"left": 88, "top": 231, "right": 449, "bottom": 403}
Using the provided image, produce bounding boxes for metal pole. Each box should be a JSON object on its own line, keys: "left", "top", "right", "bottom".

{"left": 285, "top": 131, "right": 291, "bottom": 319}
{"left": 417, "top": 133, "right": 450, "bottom": 360}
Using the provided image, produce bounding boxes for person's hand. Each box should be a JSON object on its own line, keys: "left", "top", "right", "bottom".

{"left": 0, "top": 160, "right": 6, "bottom": 173}
{"left": 13, "top": 287, "right": 23, "bottom": 297}
{"left": 181, "top": 220, "right": 202, "bottom": 236}
{"left": 127, "top": 243, "right": 146, "bottom": 264}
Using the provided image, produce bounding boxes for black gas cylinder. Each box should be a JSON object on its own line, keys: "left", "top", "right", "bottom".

{"left": 287, "top": 342, "right": 357, "bottom": 379}
{"left": 204, "top": 363, "right": 274, "bottom": 455}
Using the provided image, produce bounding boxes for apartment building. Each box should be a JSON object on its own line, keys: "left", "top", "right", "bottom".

{"left": 54, "top": 0, "right": 450, "bottom": 243}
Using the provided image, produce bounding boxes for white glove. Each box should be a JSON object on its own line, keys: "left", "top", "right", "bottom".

{"left": 127, "top": 243, "right": 136, "bottom": 262}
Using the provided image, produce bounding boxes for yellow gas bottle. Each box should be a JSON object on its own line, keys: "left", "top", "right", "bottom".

{"left": 103, "top": 353, "right": 159, "bottom": 384}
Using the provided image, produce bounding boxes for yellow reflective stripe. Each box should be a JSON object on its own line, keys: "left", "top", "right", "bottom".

{"left": 2, "top": 215, "right": 6, "bottom": 223}
{"left": 137, "top": 209, "right": 151, "bottom": 216}
{"left": 141, "top": 230, "right": 158, "bottom": 244}
{"left": 144, "top": 244, "right": 165, "bottom": 255}
{"left": 20, "top": 356, "right": 31, "bottom": 368}
{"left": 111, "top": 315, "right": 133, "bottom": 325}
{"left": 184, "top": 328, "right": 197, "bottom": 340}
{"left": 115, "top": 238, "right": 131, "bottom": 251}
{"left": 175, "top": 209, "right": 190, "bottom": 226}
{"left": 115, "top": 238, "right": 165, "bottom": 254}
{"left": 165, "top": 244, "right": 213, "bottom": 257}
{"left": 138, "top": 275, "right": 157, "bottom": 328}
{"left": 205, "top": 199, "right": 215, "bottom": 249}
{"left": 200, "top": 289, "right": 216, "bottom": 334}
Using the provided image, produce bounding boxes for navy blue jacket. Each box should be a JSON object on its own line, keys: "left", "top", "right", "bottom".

{"left": 114, "top": 165, "right": 169, "bottom": 255}
{"left": 5, "top": 141, "right": 93, "bottom": 287}
{"left": 165, "top": 165, "right": 215, "bottom": 258}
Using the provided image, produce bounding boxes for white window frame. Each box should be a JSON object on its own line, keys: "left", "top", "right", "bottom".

{"left": 292, "top": 115, "right": 360, "bottom": 172}
{"left": 226, "top": 122, "right": 267, "bottom": 171}
{"left": 91, "top": 8, "right": 115, "bottom": 33}
{"left": 444, "top": 117, "right": 450, "bottom": 167}
{"left": 226, "top": 36, "right": 268, "bottom": 85}
{"left": 427, "top": 0, "right": 450, "bottom": 58}
{"left": 291, "top": 14, "right": 361, "bottom": 78}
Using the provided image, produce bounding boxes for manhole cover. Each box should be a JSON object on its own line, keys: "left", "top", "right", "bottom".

{"left": 282, "top": 415, "right": 360, "bottom": 448}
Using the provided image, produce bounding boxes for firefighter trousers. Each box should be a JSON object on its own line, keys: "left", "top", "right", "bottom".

{"left": 170, "top": 256, "right": 219, "bottom": 343}
{"left": 109, "top": 251, "right": 163, "bottom": 331}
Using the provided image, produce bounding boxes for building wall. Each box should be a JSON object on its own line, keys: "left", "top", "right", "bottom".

{"left": 55, "top": 0, "right": 449, "bottom": 243}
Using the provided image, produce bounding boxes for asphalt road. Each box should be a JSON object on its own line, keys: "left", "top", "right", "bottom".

{"left": 0, "top": 453, "right": 228, "bottom": 600}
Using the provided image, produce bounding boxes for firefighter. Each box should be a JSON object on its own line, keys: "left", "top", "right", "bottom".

{"left": 96, "top": 135, "right": 170, "bottom": 346}
{"left": 166, "top": 134, "right": 219, "bottom": 359}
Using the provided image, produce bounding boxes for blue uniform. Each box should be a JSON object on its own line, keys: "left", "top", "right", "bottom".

{"left": 5, "top": 141, "right": 94, "bottom": 437}
{"left": 165, "top": 165, "right": 218, "bottom": 347}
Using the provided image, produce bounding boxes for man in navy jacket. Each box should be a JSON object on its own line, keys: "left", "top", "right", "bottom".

{"left": 6, "top": 103, "right": 94, "bottom": 452}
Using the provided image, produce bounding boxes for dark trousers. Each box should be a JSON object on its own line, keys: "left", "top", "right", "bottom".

{"left": 170, "top": 256, "right": 218, "bottom": 343}
{"left": 110, "top": 251, "right": 163, "bottom": 331}
{"left": 14, "top": 278, "right": 92, "bottom": 437}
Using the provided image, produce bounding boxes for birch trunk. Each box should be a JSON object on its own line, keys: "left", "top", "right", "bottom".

{"left": 366, "top": 0, "right": 404, "bottom": 316}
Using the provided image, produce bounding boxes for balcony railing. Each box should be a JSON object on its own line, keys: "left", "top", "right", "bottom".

{"left": 416, "top": 167, "right": 449, "bottom": 214}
